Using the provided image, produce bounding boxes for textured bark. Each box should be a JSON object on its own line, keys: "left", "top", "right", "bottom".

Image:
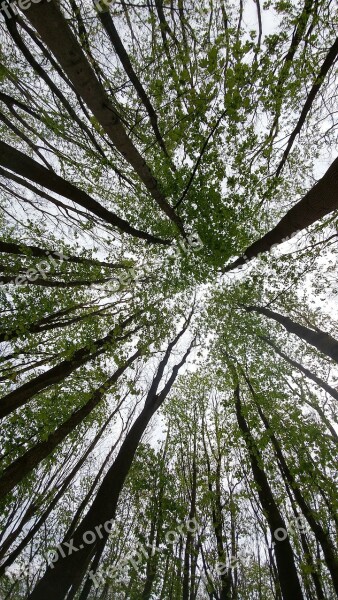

{"left": 0, "top": 141, "right": 168, "bottom": 245}
{"left": 22, "top": 0, "right": 185, "bottom": 235}
{"left": 261, "top": 335, "right": 338, "bottom": 402}
{"left": 247, "top": 305, "right": 338, "bottom": 363}
{"left": 0, "top": 352, "right": 138, "bottom": 498}
{"left": 234, "top": 385, "right": 304, "bottom": 600}
{"left": 27, "top": 323, "right": 193, "bottom": 600}
{"left": 224, "top": 156, "right": 338, "bottom": 271}
{"left": 0, "top": 315, "right": 137, "bottom": 418}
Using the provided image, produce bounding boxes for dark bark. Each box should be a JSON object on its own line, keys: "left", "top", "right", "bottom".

{"left": 0, "top": 352, "right": 138, "bottom": 498}
{"left": 0, "top": 141, "right": 169, "bottom": 245}
{"left": 141, "top": 432, "right": 169, "bottom": 600}
{"left": 0, "top": 314, "right": 138, "bottom": 418}
{"left": 182, "top": 432, "right": 197, "bottom": 600}
{"left": 27, "top": 321, "right": 193, "bottom": 600}
{"left": 261, "top": 335, "right": 338, "bottom": 402}
{"left": 268, "top": 0, "right": 314, "bottom": 135}
{"left": 0, "top": 239, "right": 126, "bottom": 269}
{"left": 3, "top": 12, "right": 103, "bottom": 156}
{"left": 0, "top": 274, "right": 111, "bottom": 287}
{"left": 247, "top": 305, "right": 338, "bottom": 363}
{"left": 97, "top": 10, "right": 174, "bottom": 166}
{"left": 245, "top": 377, "right": 338, "bottom": 594}
{"left": 0, "top": 409, "right": 120, "bottom": 576}
{"left": 202, "top": 427, "right": 231, "bottom": 600}
{"left": 0, "top": 304, "right": 115, "bottom": 346}
{"left": 0, "top": 404, "right": 119, "bottom": 565}
{"left": 234, "top": 384, "right": 304, "bottom": 600}
{"left": 21, "top": 0, "right": 185, "bottom": 235}
{"left": 276, "top": 37, "right": 338, "bottom": 176}
{"left": 283, "top": 480, "right": 325, "bottom": 600}
{"left": 224, "top": 156, "right": 338, "bottom": 271}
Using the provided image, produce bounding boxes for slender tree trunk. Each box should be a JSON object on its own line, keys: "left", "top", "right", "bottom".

{"left": 202, "top": 429, "right": 231, "bottom": 600}
{"left": 261, "top": 335, "right": 338, "bottom": 402}
{"left": 0, "top": 352, "right": 138, "bottom": 497}
{"left": 0, "top": 304, "right": 116, "bottom": 346}
{"left": 0, "top": 412, "right": 122, "bottom": 576}
{"left": 234, "top": 384, "right": 304, "bottom": 600}
{"left": 246, "top": 305, "right": 338, "bottom": 363}
{"left": 0, "top": 314, "right": 137, "bottom": 418}
{"left": 141, "top": 430, "right": 169, "bottom": 600}
{"left": 246, "top": 379, "right": 338, "bottom": 594}
{"left": 27, "top": 324, "right": 193, "bottom": 600}
{"left": 0, "top": 239, "right": 126, "bottom": 269}
{"left": 21, "top": 0, "right": 185, "bottom": 235}
{"left": 276, "top": 37, "right": 338, "bottom": 176}
{"left": 182, "top": 432, "right": 197, "bottom": 600}
{"left": 97, "top": 10, "right": 174, "bottom": 165}
{"left": 285, "top": 481, "right": 325, "bottom": 600}
{"left": 0, "top": 141, "right": 168, "bottom": 245}
{"left": 224, "top": 156, "right": 338, "bottom": 271}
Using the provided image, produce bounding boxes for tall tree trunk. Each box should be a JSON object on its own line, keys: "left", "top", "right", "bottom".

{"left": 234, "top": 384, "right": 304, "bottom": 600}
{"left": 261, "top": 335, "right": 338, "bottom": 402}
{"left": 0, "top": 352, "right": 138, "bottom": 497}
{"left": 0, "top": 314, "right": 137, "bottom": 418}
{"left": 224, "top": 156, "right": 338, "bottom": 271}
{"left": 0, "top": 408, "right": 124, "bottom": 576}
{"left": 202, "top": 427, "right": 231, "bottom": 600}
{"left": 246, "top": 378, "right": 338, "bottom": 594}
{"left": 20, "top": 0, "right": 185, "bottom": 235}
{"left": 284, "top": 480, "right": 325, "bottom": 600}
{"left": 0, "top": 239, "right": 126, "bottom": 269}
{"left": 97, "top": 10, "right": 174, "bottom": 166}
{"left": 141, "top": 429, "right": 169, "bottom": 600}
{"left": 246, "top": 305, "right": 338, "bottom": 363}
{"left": 182, "top": 430, "right": 197, "bottom": 600}
{"left": 27, "top": 323, "right": 193, "bottom": 600}
{"left": 0, "top": 141, "right": 168, "bottom": 245}
{"left": 0, "top": 304, "right": 116, "bottom": 346}
{"left": 276, "top": 38, "right": 338, "bottom": 176}
{"left": 0, "top": 400, "right": 123, "bottom": 565}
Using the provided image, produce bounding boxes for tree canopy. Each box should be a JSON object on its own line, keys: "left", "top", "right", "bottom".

{"left": 0, "top": 0, "right": 337, "bottom": 598}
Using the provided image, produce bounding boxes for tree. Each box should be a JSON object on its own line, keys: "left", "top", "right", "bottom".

{"left": 1, "top": 0, "right": 337, "bottom": 598}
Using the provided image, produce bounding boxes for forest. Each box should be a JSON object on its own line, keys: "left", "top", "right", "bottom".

{"left": 0, "top": 0, "right": 337, "bottom": 598}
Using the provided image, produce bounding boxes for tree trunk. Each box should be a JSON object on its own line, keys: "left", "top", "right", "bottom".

{"left": 27, "top": 325, "right": 193, "bottom": 600}
{"left": 247, "top": 305, "right": 338, "bottom": 363}
{"left": 0, "top": 352, "right": 138, "bottom": 498}
{"left": 21, "top": 0, "right": 185, "bottom": 235}
{"left": 97, "top": 10, "right": 173, "bottom": 166}
{"left": 202, "top": 428, "right": 231, "bottom": 600}
{"left": 0, "top": 141, "right": 168, "bottom": 245}
{"left": 0, "top": 239, "right": 126, "bottom": 269}
{"left": 234, "top": 384, "right": 304, "bottom": 600}
{"left": 0, "top": 314, "right": 137, "bottom": 418}
{"left": 261, "top": 335, "right": 338, "bottom": 402}
{"left": 247, "top": 380, "right": 338, "bottom": 594}
{"left": 224, "top": 156, "right": 338, "bottom": 271}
